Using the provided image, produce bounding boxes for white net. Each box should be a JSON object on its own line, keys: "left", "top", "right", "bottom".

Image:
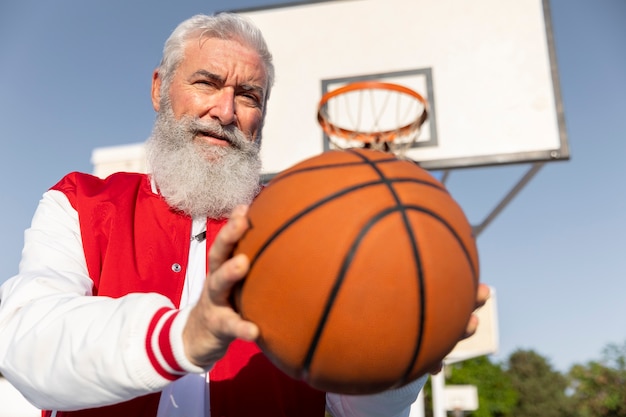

{"left": 318, "top": 81, "right": 428, "bottom": 157}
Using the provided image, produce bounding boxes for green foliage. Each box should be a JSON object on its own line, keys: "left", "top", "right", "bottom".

{"left": 447, "top": 356, "right": 517, "bottom": 417}
{"left": 417, "top": 341, "right": 626, "bottom": 417}
{"left": 505, "top": 349, "right": 575, "bottom": 417}
{"left": 567, "top": 341, "right": 626, "bottom": 417}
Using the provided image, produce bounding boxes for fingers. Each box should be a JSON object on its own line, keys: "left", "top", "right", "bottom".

{"left": 425, "top": 285, "right": 492, "bottom": 375}
{"left": 195, "top": 295, "right": 259, "bottom": 343}
{"left": 428, "top": 361, "right": 443, "bottom": 375}
{"left": 183, "top": 299, "right": 259, "bottom": 367}
{"left": 205, "top": 204, "right": 253, "bottom": 310}
{"left": 463, "top": 314, "right": 479, "bottom": 339}
{"left": 475, "top": 283, "right": 490, "bottom": 309}
{"left": 207, "top": 204, "right": 251, "bottom": 305}
{"left": 462, "top": 283, "right": 491, "bottom": 340}
{"left": 208, "top": 253, "right": 249, "bottom": 304}
{"left": 208, "top": 205, "right": 250, "bottom": 275}
{"left": 182, "top": 205, "right": 259, "bottom": 367}
{"left": 230, "top": 315, "right": 259, "bottom": 342}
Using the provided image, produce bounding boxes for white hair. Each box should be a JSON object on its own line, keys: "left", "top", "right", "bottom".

{"left": 157, "top": 13, "right": 275, "bottom": 102}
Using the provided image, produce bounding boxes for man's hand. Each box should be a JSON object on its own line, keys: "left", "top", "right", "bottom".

{"left": 463, "top": 283, "right": 490, "bottom": 339}
{"left": 182, "top": 205, "right": 259, "bottom": 368}
{"left": 429, "top": 283, "right": 491, "bottom": 374}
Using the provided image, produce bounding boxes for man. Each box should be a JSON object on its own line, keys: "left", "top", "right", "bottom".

{"left": 0, "top": 13, "right": 489, "bottom": 417}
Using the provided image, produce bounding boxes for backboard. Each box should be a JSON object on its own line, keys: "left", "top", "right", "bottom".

{"left": 444, "top": 287, "right": 499, "bottom": 365}
{"left": 233, "top": 0, "right": 567, "bottom": 174}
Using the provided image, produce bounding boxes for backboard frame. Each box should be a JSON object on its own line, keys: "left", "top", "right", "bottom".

{"left": 231, "top": 0, "right": 568, "bottom": 174}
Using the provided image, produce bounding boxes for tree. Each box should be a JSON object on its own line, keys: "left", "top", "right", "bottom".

{"left": 506, "top": 349, "right": 574, "bottom": 417}
{"left": 568, "top": 341, "right": 626, "bottom": 417}
{"left": 445, "top": 356, "right": 518, "bottom": 417}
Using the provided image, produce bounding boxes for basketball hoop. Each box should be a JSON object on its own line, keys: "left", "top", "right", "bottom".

{"left": 317, "top": 81, "right": 428, "bottom": 157}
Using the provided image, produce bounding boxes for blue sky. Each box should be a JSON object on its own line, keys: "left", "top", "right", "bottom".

{"left": 0, "top": 0, "right": 624, "bottom": 373}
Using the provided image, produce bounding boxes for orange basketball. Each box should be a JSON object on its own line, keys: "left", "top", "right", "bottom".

{"left": 233, "top": 148, "right": 479, "bottom": 394}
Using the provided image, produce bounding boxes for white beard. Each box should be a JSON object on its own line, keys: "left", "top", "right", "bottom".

{"left": 145, "top": 104, "right": 262, "bottom": 219}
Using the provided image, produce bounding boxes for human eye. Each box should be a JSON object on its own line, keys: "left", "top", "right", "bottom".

{"left": 191, "top": 71, "right": 222, "bottom": 89}
{"left": 195, "top": 78, "right": 218, "bottom": 88}
{"left": 242, "top": 93, "right": 261, "bottom": 105}
{"left": 238, "top": 86, "right": 264, "bottom": 107}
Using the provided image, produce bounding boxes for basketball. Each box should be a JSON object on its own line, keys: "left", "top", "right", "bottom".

{"left": 233, "top": 148, "right": 479, "bottom": 394}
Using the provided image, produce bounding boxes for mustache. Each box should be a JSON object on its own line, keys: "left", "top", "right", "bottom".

{"left": 188, "top": 118, "right": 251, "bottom": 150}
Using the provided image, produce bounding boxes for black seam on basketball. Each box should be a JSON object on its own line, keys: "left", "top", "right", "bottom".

{"left": 271, "top": 157, "right": 405, "bottom": 185}
{"left": 269, "top": 150, "right": 446, "bottom": 193}
{"left": 299, "top": 204, "right": 477, "bottom": 383}
{"left": 273, "top": 161, "right": 368, "bottom": 183}
{"left": 301, "top": 206, "right": 408, "bottom": 375}
{"left": 246, "top": 177, "right": 430, "bottom": 379}
{"left": 350, "top": 151, "right": 427, "bottom": 386}
{"left": 395, "top": 205, "right": 478, "bottom": 383}
{"left": 397, "top": 204, "right": 478, "bottom": 385}
{"left": 402, "top": 205, "right": 479, "bottom": 280}
{"left": 247, "top": 178, "right": 444, "bottom": 270}
{"left": 244, "top": 150, "right": 475, "bottom": 386}
{"left": 348, "top": 150, "right": 478, "bottom": 383}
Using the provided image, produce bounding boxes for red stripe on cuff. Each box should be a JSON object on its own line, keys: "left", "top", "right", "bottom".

{"left": 159, "top": 310, "right": 186, "bottom": 373}
{"left": 146, "top": 307, "right": 179, "bottom": 381}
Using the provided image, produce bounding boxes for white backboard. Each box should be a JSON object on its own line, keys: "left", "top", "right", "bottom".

{"left": 234, "top": 0, "right": 568, "bottom": 174}
{"left": 445, "top": 385, "right": 479, "bottom": 411}
{"left": 445, "top": 287, "right": 499, "bottom": 364}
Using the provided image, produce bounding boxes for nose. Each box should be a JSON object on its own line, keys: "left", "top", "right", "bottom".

{"left": 208, "top": 88, "right": 237, "bottom": 126}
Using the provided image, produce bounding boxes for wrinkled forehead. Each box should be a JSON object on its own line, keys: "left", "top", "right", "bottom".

{"left": 169, "top": 35, "right": 268, "bottom": 106}
{"left": 191, "top": 32, "right": 264, "bottom": 66}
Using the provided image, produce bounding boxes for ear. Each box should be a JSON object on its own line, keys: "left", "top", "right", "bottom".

{"left": 151, "top": 69, "right": 162, "bottom": 112}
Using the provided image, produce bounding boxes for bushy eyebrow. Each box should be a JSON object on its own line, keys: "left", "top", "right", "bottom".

{"left": 191, "top": 69, "right": 266, "bottom": 101}
{"left": 191, "top": 69, "right": 222, "bottom": 83}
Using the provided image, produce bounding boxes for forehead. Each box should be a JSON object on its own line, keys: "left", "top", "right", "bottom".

{"left": 178, "top": 35, "right": 267, "bottom": 85}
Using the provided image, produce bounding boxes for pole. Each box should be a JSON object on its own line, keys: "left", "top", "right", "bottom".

{"left": 431, "top": 368, "right": 446, "bottom": 417}
{"left": 408, "top": 382, "right": 426, "bottom": 417}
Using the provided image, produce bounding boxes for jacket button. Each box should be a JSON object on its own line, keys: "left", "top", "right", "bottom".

{"left": 172, "top": 263, "right": 182, "bottom": 273}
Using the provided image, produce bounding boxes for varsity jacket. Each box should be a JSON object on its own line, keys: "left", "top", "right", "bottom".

{"left": 0, "top": 171, "right": 426, "bottom": 417}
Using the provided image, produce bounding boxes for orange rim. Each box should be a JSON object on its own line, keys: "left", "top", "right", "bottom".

{"left": 317, "top": 81, "right": 428, "bottom": 143}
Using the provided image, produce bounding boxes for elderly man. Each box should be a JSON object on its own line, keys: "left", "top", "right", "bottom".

{"left": 0, "top": 12, "right": 488, "bottom": 417}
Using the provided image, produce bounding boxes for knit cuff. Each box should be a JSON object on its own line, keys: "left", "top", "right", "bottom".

{"left": 145, "top": 307, "right": 205, "bottom": 381}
